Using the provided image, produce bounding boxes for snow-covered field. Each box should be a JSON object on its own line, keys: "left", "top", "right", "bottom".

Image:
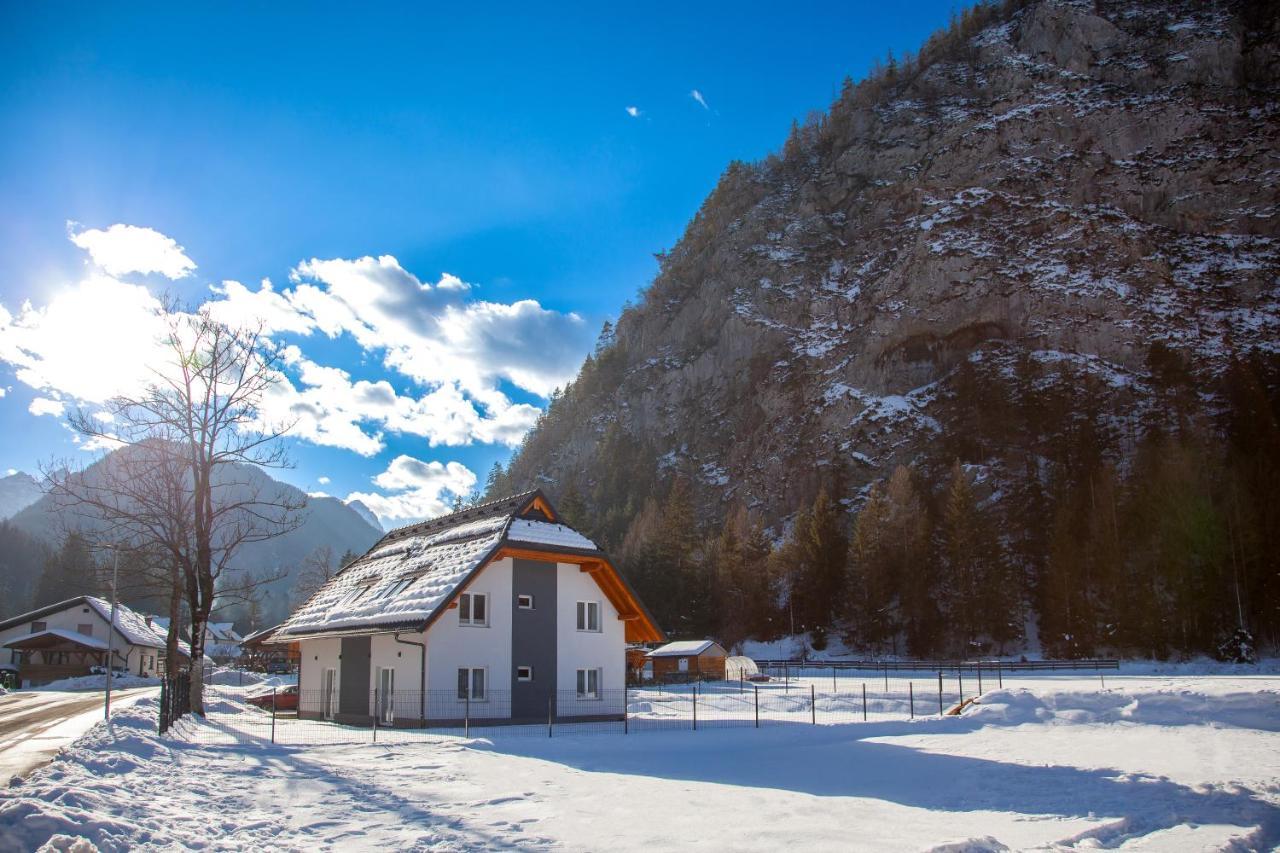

{"left": 1, "top": 673, "right": 1276, "bottom": 851}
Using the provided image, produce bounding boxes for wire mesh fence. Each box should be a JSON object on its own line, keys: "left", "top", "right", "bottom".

{"left": 169, "top": 664, "right": 1065, "bottom": 747}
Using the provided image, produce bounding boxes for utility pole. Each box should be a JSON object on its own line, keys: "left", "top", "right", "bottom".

{"left": 105, "top": 546, "right": 119, "bottom": 723}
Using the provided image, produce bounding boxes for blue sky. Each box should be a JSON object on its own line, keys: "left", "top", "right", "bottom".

{"left": 0, "top": 2, "right": 958, "bottom": 526}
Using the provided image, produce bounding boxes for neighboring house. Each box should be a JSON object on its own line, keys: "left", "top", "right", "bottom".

{"left": 269, "top": 490, "right": 664, "bottom": 726}
{"left": 240, "top": 624, "right": 299, "bottom": 671}
{"left": 0, "top": 597, "right": 173, "bottom": 686}
{"left": 645, "top": 640, "right": 728, "bottom": 682}
{"left": 150, "top": 616, "right": 242, "bottom": 662}
{"left": 205, "top": 623, "right": 243, "bottom": 660}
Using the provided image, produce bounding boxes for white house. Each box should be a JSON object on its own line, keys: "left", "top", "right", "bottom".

{"left": 149, "top": 617, "right": 241, "bottom": 660}
{"left": 269, "top": 490, "right": 664, "bottom": 726}
{"left": 0, "top": 596, "right": 174, "bottom": 686}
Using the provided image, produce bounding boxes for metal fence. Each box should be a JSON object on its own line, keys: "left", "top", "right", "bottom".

{"left": 163, "top": 660, "right": 1119, "bottom": 747}
{"left": 158, "top": 674, "right": 191, "bottom": 734}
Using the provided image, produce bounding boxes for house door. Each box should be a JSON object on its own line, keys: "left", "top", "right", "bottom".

{"left": 322, "top": 668, "right": 338, "bottom": 720}
{"left": 377, "top": 667, "right": 395, "bottom": 724}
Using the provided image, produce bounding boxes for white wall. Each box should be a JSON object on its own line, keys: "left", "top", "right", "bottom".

{"left": 424, "top": 557, "right": 513, "bottom": 719}
{"left": 556, "top": 562, "right": 624, "bottom": 715}
{"left": 298, "top": 636, "right": 341, "bottom": 695}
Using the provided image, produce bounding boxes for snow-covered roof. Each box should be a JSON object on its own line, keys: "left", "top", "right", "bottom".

{"left": 273, "top": 490, "right": 625, "bottom": 640}
{"left": 647, "top": 640, "right": 723, "bottom": 658}
{"left": 3, "top": 628, "right": 110, "bottom": 650}
{"left": 506, "top": 519, "right": 597, "bottom": 551}
{"left": 83, "top": 597, "right": 167, "bottom": 649}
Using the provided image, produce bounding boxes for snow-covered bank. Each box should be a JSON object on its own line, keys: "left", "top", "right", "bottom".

{"left": 1, "top": 677, "right": 1277, "bottom": 851}
{"left": 29, "top": 674, "right": 159, "bottom": 692}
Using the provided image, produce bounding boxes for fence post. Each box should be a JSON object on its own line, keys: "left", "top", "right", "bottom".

{"left": 977, "top": 664, "right": 983, "bottom": 696}
{"left": 624, "top": 686, "right": 629, "bottom": 734}
{"left": 832, "top": 667, "right": 836, "bottom": 693}
{"left": 810, "top": 684, "right": 816, "bottom": 725}
{"left": 938, "top": 672, "right": 944, "bottom": 715}
{"left": 998, "top": 660, "right": 1003, "bottom": 689}
{"left": 692, "top": 683, "right": 698, "bottom": 731}
{"left": 862, "top": 683, "right": 867, "bottom": 722}
{"left": 754, "top": 685, "right": 759, "bottom": 728}
{"left": 784, "top": 662, "right": 789, "bottom": 693}
{"left": 372, "top": 689, "right": 378, "bottom": 744}
{"left": 465, "top": 688, "right": 471, "bottom": 738}
{"left": 958, "top": 667, "right": 964, "bottom": 705}
{"left": 909, "top": 682, "right": 914, "bottom": 719}
{"left": 883, "top": 663, "right": 888, "bottom": 693}
{"left": 1100, "top": 671, "right": 1105, "bottom": 691}
{"left": 271, "top": 688, "right": 277, "bottom": 744}
{"left": 547, "top": 693, "right": 553, "bottom": 738}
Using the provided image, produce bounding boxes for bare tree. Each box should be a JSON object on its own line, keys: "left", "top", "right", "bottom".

{"left": 292, "top": 544, "right": 337, "bottom": 607}
{"left": 49, "top": 304, "right": 303, "bottom": 713}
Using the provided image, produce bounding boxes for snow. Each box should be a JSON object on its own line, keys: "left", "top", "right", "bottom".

{"left": 31, "top": 674, "right": 159, "bottom": 692}
{"left": 82, "top": 597, "right": 167, "bottom": 649}
{"left": 505, "top": 519, "right": 597, "bottom": 551}
{"left": 647, "top": 640, "right": 719, "bottom": 657}
{"left": 275, "top": 513, "right": 509, "bottom": 637}
{"left": 2, "top": 675, "right": 1277, "bottom": 851}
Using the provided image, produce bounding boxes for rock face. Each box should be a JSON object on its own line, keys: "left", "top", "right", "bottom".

{"left": 505, "top": 0, "right": 1279, "bottom": 529}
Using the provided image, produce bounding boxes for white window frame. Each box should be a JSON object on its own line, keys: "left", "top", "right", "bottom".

{"left": 516, "top": 665, "right": 533, "bottom": 682}
{"left": 458, "top": 592, "right": 488, "bottom": 627}
{"left": 457, "top": 667, "right": 487, "bottom": 701}
{"left": 576, "top": 667, "right": 601, "bottom": 700}
{"left": 576, "top": 600, "right": 601, "bottom": 632}
{"left": 517, "top": 594, "right": 535, "bottom": 610}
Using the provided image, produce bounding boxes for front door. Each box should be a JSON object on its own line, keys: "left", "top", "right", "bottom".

{"left": 377, "top": 667, "right": 395, "bottom": 724}
{"left": 322, "top": 668, "right": 337, "bottom": 720}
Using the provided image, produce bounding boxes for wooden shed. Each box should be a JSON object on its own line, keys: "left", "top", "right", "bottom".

{"left": 645, "top": 640, "right": 728, "bottom": 682}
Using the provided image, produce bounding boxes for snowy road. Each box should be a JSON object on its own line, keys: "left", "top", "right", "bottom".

{"left": 0, "top": 687, "right": 157, "bottom": 783}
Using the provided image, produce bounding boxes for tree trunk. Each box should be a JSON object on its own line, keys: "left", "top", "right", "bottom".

{"left": 165, "top": 576, "right": 182, "bottom": 678}
{"left": 188, "top": 609, "right": 207, "bottom": 715}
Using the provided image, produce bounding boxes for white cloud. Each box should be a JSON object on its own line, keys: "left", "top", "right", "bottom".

{"left": 0, "top": 387, "right": 6, "bottom": 397}
{"left": 2, "top": 230, "right": 583, "bottom": 458}
{"left": 690, "top": 89, "right": 710, "bottom": 110}
{"left": 68, "top": 223, "right": 196, "bottom": 279}
{"left": 317, "top": 476, "right": 330, "bottom": 485}
{"left": 5, "top": 468, "right": 16, "bottom": 476}
{"left": 308, "top": 490, "right": 330, "bottom": 498}
{"left": 29, "top": 397, "right": 65, "bottom": 417}
{"left": 208, "top": 254, "right": 588, "bottom": 448}
{"left": 625, "top": 106, "right": 641, "bottom": 118}
{"left": 347, "top": 455, "right": 476, "bottom": 526}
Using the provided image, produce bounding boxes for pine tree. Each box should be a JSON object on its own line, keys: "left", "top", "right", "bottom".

{"left": 845, "top": 484, "right": 896, "bottom": 650}
{"left": 34, "top": 533, "right": 100, "bottom": 607}
{"left": 791, "top": 488, "right": 848, "bottom": 648}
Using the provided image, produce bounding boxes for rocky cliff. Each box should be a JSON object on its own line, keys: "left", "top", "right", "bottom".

{"left": 505, "top": 0, "right": 1278, "bottom": 521}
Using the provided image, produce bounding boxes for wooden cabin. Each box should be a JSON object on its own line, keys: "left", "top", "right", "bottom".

{"left": 644, "top": 640, "right": 728, "bottom": 682}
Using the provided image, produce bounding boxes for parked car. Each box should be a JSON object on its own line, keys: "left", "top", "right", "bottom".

{"left": 265, "top": 660, "right": 293, "bottom": 675}
{"left": 247, "top": 684, "right": 298, "bottom": 712}
{"left": 89, "top": 665, "right": 130, "bottom": 677}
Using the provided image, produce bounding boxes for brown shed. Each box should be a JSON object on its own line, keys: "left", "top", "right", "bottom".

{"left": 645, "top": 640, "right": 728, "bottom": 682}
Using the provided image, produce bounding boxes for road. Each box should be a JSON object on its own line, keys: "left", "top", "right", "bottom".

{"left": 0, "top": 687, "right": 158, "bottom": 782}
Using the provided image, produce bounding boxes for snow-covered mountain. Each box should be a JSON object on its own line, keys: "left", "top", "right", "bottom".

{"left": 346, "top": 499, "right": 384, "bottom": 533}
{"left": 0, "top": 471, "right": 42, "bottom": 520}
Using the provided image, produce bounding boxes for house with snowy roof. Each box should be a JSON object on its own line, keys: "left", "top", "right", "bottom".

{"left": 0, "top": 596, "right": 177, "bottom": 686}
{"left": 269, "top": 490, "right": 664, "bottom": 726}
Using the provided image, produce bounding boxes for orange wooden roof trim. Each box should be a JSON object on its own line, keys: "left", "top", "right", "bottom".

{"left": 519, "top": 494, "right": 558, "bottom": 521}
